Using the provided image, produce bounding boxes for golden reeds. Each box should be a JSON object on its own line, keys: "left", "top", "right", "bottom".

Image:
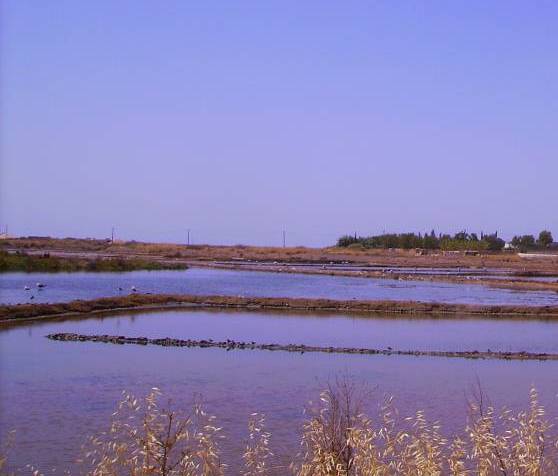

{"left": 2, "top": 386, "right": 558, "bottom": 475}
{"left": 78, "top": 388, "right": 225, "bottom": 476}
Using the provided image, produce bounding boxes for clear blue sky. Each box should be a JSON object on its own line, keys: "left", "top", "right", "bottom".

{"left": 1, "top": 1, "right": 556, "bottom": 247}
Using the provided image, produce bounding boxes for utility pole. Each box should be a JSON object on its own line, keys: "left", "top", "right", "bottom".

{"left": 187, "top": 229, "right": 190, "bottom": 246}
{"left": 111, "top": 227, "right": 115, "bottom": 243}
{"left": 282, "top": 230, "right": 286, "bottom": 248}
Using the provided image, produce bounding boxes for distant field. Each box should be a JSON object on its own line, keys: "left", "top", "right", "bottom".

{"left": 2, "top": 236, "right": 558, "bottom": 272}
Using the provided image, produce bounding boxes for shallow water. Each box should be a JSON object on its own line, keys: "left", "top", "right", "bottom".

{"left": 215, "top": 261, "right": 510, "bottom": 275}
{"left": 490, "top": 275, "right": 558, "bottom": 283}
{"left": 1, "top": 267, "right": 557, "bottom": 306}
{"left": 1, "top": 309, "right": 558, "bottom": 472}
{"left": 34, "top": 308, "right": 558, "bottom": 353}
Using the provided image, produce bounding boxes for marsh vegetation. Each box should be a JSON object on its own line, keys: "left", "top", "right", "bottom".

{"left": 0, "top": 251, "right": 187, "bottom": 273}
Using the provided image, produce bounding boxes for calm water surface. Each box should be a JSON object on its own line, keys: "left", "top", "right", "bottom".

{"left": 1, "top": 309, "right": 558, "bottom": 472}
{"left": 1, "top": 267, "right": 557, "bottom": 306}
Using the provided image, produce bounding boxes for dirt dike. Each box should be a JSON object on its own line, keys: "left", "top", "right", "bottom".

{"left": 2, "top": 293, "right": 558, "bottom": 323}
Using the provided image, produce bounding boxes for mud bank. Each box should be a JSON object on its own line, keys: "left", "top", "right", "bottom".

{"left": 2, "top": 294, "right": 558, "bottom": 323}
{"left": 46, "top": 332, "right": 558, "bottom": 361}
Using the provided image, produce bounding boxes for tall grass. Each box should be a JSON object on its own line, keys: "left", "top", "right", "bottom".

{"left": 79, "top": 388, "right": 224, "bottom": 475}
{"left": 2, "top": 385, "right": 557, "bottom": 475}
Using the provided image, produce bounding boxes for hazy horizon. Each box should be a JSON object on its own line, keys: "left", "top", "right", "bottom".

{"left": 1, "top": 1, "right": 557, "bottom": 247}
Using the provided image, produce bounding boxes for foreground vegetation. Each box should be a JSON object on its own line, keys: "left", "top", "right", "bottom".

{"left": 0, "top": 251, "right": 187, "bottom": 273}
{"left": 2, "top": 384, "right": 557, "bottom": 475}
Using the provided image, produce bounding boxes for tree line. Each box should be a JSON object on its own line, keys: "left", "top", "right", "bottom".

{"left": 511, "top": 230, "right": 554, "bottom": 251}
{"left": 336, "top": 230, "right": 554, "bottom": 252}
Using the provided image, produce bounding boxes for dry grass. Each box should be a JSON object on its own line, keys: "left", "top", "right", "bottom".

{"left": 292, "top": 384, "right": 558, "bottom": 475}
{"left": 242, "top": 414, "right": 273, "bottom": 476}
{"left": 78, "top": 388, "right": 225, "bottom": 476}
{"left": 0, "top": 432, "right": 15, "bottom": 475}
{"left": 2, "top": 386, "right": 558, "bottom": 475}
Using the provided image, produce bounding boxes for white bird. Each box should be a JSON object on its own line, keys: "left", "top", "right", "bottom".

{"left": 24, "top": 286, "right": 30, "bottom": 291}
{"left": 131, "top": 286, "right": 137, "bottom": 292}
{"left": 36, "top": 282, "right": 46, "bottom": 288}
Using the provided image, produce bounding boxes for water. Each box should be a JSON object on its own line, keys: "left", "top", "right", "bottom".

{"left": 489, "top": 275, "right": 558, "bottom": 283}
{"left": 2, "top": 309, "right": 558, "bottom": 472}
{"left": 1, "top": 268, "right": 558, "bottom": 471}
{"left": 31, "top": 308, "right": 558, "bottom": 353}
{"left": 1, "top": 267, "right": 557, "bottom": 306}
{"left": 215, "top": 261, "right": 511, "bottom": 275}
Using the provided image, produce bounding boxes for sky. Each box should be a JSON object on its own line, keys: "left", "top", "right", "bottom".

{"left": 1, "top": 1, "right": 557, "bottom": 247}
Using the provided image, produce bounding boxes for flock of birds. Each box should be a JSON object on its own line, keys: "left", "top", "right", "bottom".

{"left": 23, "top": 282, "right": 47, "bottom": 300}
{"left": 24, "top": 283, "right": 139, "bottom": 301}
